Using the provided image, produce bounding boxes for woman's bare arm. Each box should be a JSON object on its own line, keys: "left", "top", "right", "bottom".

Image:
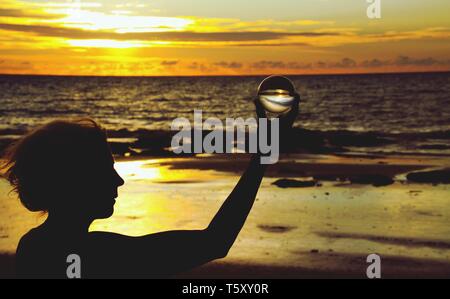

{"left": 89, "top": 95, "right": 300, "bottom": 277}
{"left": 205, "top": 153, "right": 267, "bottom": 255}
{"left": 88, "top": 154, "right": 266, "bottom": 277}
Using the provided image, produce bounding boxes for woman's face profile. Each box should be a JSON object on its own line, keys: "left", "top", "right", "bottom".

{"left": 61, "top": 145, "right": 125, "bottom": 220}
{"left": 81, "top": 150, "right": 124, "bottom": 219}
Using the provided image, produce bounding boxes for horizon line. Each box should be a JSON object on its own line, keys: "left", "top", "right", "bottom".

{"left": 0, "top": 70, "right": 449, "bottom": 78}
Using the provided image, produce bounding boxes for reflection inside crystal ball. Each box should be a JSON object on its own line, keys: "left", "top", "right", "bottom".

{"left": 258, "top": 89, "right": 294, "bottom": 114}
{"left": 257, "top": 76, "right": 296, "bottom": 115}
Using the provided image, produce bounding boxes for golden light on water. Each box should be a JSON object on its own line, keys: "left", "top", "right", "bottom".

{"left": 114, "top": 160, "right": 163, "bottom": 181}
{"left": 114, "top": 159, "right": 222, "bottom": 183}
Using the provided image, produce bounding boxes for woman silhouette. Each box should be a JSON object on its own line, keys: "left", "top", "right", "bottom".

{"left": 2, "top": 98, "right": 298, "bottom": 278}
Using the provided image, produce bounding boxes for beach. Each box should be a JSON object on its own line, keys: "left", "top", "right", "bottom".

{"left": 0, "top": 72, "right": 449, "bottom": 278}
{"left": 1, "top": 152, "right": 449, "bottom": 278}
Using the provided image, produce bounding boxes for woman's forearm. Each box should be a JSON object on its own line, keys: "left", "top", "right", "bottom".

{"left": 206, "top": 154, "right": 267, "bottom": 254}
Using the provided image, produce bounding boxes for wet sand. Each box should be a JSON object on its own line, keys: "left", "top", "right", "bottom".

{"left": 0, "top": 153, "right": 449, "bottom": 278}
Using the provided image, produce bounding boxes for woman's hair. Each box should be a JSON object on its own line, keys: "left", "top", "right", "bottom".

{"left": 1, "top": 119, "right": 108, "bottom": 212}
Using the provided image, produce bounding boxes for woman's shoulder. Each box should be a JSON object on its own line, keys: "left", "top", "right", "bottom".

{"left": 16, "top": 226, "right": 69, "bottom": 278}
{"left": 15, "top": 227, "right": 46, "bottom": 277}
{"left": 16, "top": 226, "right": 57, "bottom": 265}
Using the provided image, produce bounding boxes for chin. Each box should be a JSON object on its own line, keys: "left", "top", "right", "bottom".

{"left": 89, "top": 197, "right": 116, "bottom": 219}
{"left": 95, "top": 208, "right": 114, "bottom": 219}
{"left": 93, "top": 202, "right": 115, "bottom": 219}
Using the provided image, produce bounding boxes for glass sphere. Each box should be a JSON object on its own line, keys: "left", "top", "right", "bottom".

{"left": 257, "top": 75, "right": 296, "bottom": 115}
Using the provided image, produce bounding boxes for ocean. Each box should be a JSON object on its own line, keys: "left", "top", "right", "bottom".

{"left": 0, "top": 72, "right": 449, "bottom": 155}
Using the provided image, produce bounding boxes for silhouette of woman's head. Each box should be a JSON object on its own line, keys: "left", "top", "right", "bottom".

{"left": 1, "top": 119, "right": 124, "bottom": 220}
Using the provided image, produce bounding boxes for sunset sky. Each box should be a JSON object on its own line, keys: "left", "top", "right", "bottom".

{"left": 1, "top": 0, "right": 449, "bottom": 76}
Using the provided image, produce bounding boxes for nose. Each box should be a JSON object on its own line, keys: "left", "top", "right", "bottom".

{"left": 114, "top": 169, "right": 125, "bottom": 187}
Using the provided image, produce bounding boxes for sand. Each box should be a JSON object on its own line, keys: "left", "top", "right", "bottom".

{"left": 0, "top": 153, "right": 449, "bottom": 278}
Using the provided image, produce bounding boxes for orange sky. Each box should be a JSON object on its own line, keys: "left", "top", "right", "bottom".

{"left": 1, "top": 0, "right": 449, "bottom": 76}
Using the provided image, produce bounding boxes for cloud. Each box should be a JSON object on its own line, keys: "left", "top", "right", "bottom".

{"left": 0, "top": 59, "right": 34, "bottom": 72}
{"left": 361, "top": 59, "right": 384, "bottom": 68}
{"left": 160, "top": 60, "right": 178, "bottom": 66}
{"left": 251, "top": 61, "right": 286, "bottom": 69}
{"left": 1, "top": 0, "right": 449, "bottom": 51}
{"left": 186, "top": 62, "right": 215, "bottom": 72}
{"left": 332, "top": 58, "right": 357, "bottom": 68}
{"left": 395, "top": 56, "right": 442, "bottom": 66}
{"left": 185, "top": 17, "right": 332, "bottom": 26}
{"left": 0, "top": 8, "right": 47, "bottom": 19}
{"left": 362, "top": 27, "right": 450, "bottom": 44}
{"left": 360, "top": 56, "right": 450, "bottom": 68}
{"left": 0, "top": 7, "right": 65, "bottom": 19}
{"left": 173, "top": 56, "right": 450, "bottom": 75}
{"left": 213, "top": 61, "right": 243, "bottom": 69}
{"left": 0, "top": 23, "right": 340, "bottom": 42}
{"left": 42, "top": 2, "right": 102, "bottom": 8}
{"left": 247, "top": 56, "right": 450, "bottom": 71}
{"left": 186, "top": 61, "right": 243, "bottom": 73}
{"left": 289, "top": 58, "right": 358, "bottom": 69}
{"left": 250, "top": 60, "right": 312, "bottom": 70}
{"left": 2, "top": 56, "right": 448, "bottom": 76}
{"left": 234, "top": 42, "right": 310, "bottom": 47}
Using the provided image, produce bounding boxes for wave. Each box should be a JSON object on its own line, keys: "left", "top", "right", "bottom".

{"left": 105, "top": 128, "right": 450, "bottom": 156}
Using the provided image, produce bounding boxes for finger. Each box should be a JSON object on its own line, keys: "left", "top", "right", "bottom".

{"left": 253, "top": 98, "right": 267, "bottom": 118}
{"left": 279, "top": 93, "right": 300, "bottom": 127}
{"left": 292, "top": 93, "right": 300, "bottom": 111}
{"left": 289, "top": 94, "right": 300, "bottom": 117}
{"left": 283, "top": 94, "right": 299, "bottom": 117}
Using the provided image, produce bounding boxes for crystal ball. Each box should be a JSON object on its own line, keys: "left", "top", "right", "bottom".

{"left": 257, "top": 75, "right": 297, "bottom": 115}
